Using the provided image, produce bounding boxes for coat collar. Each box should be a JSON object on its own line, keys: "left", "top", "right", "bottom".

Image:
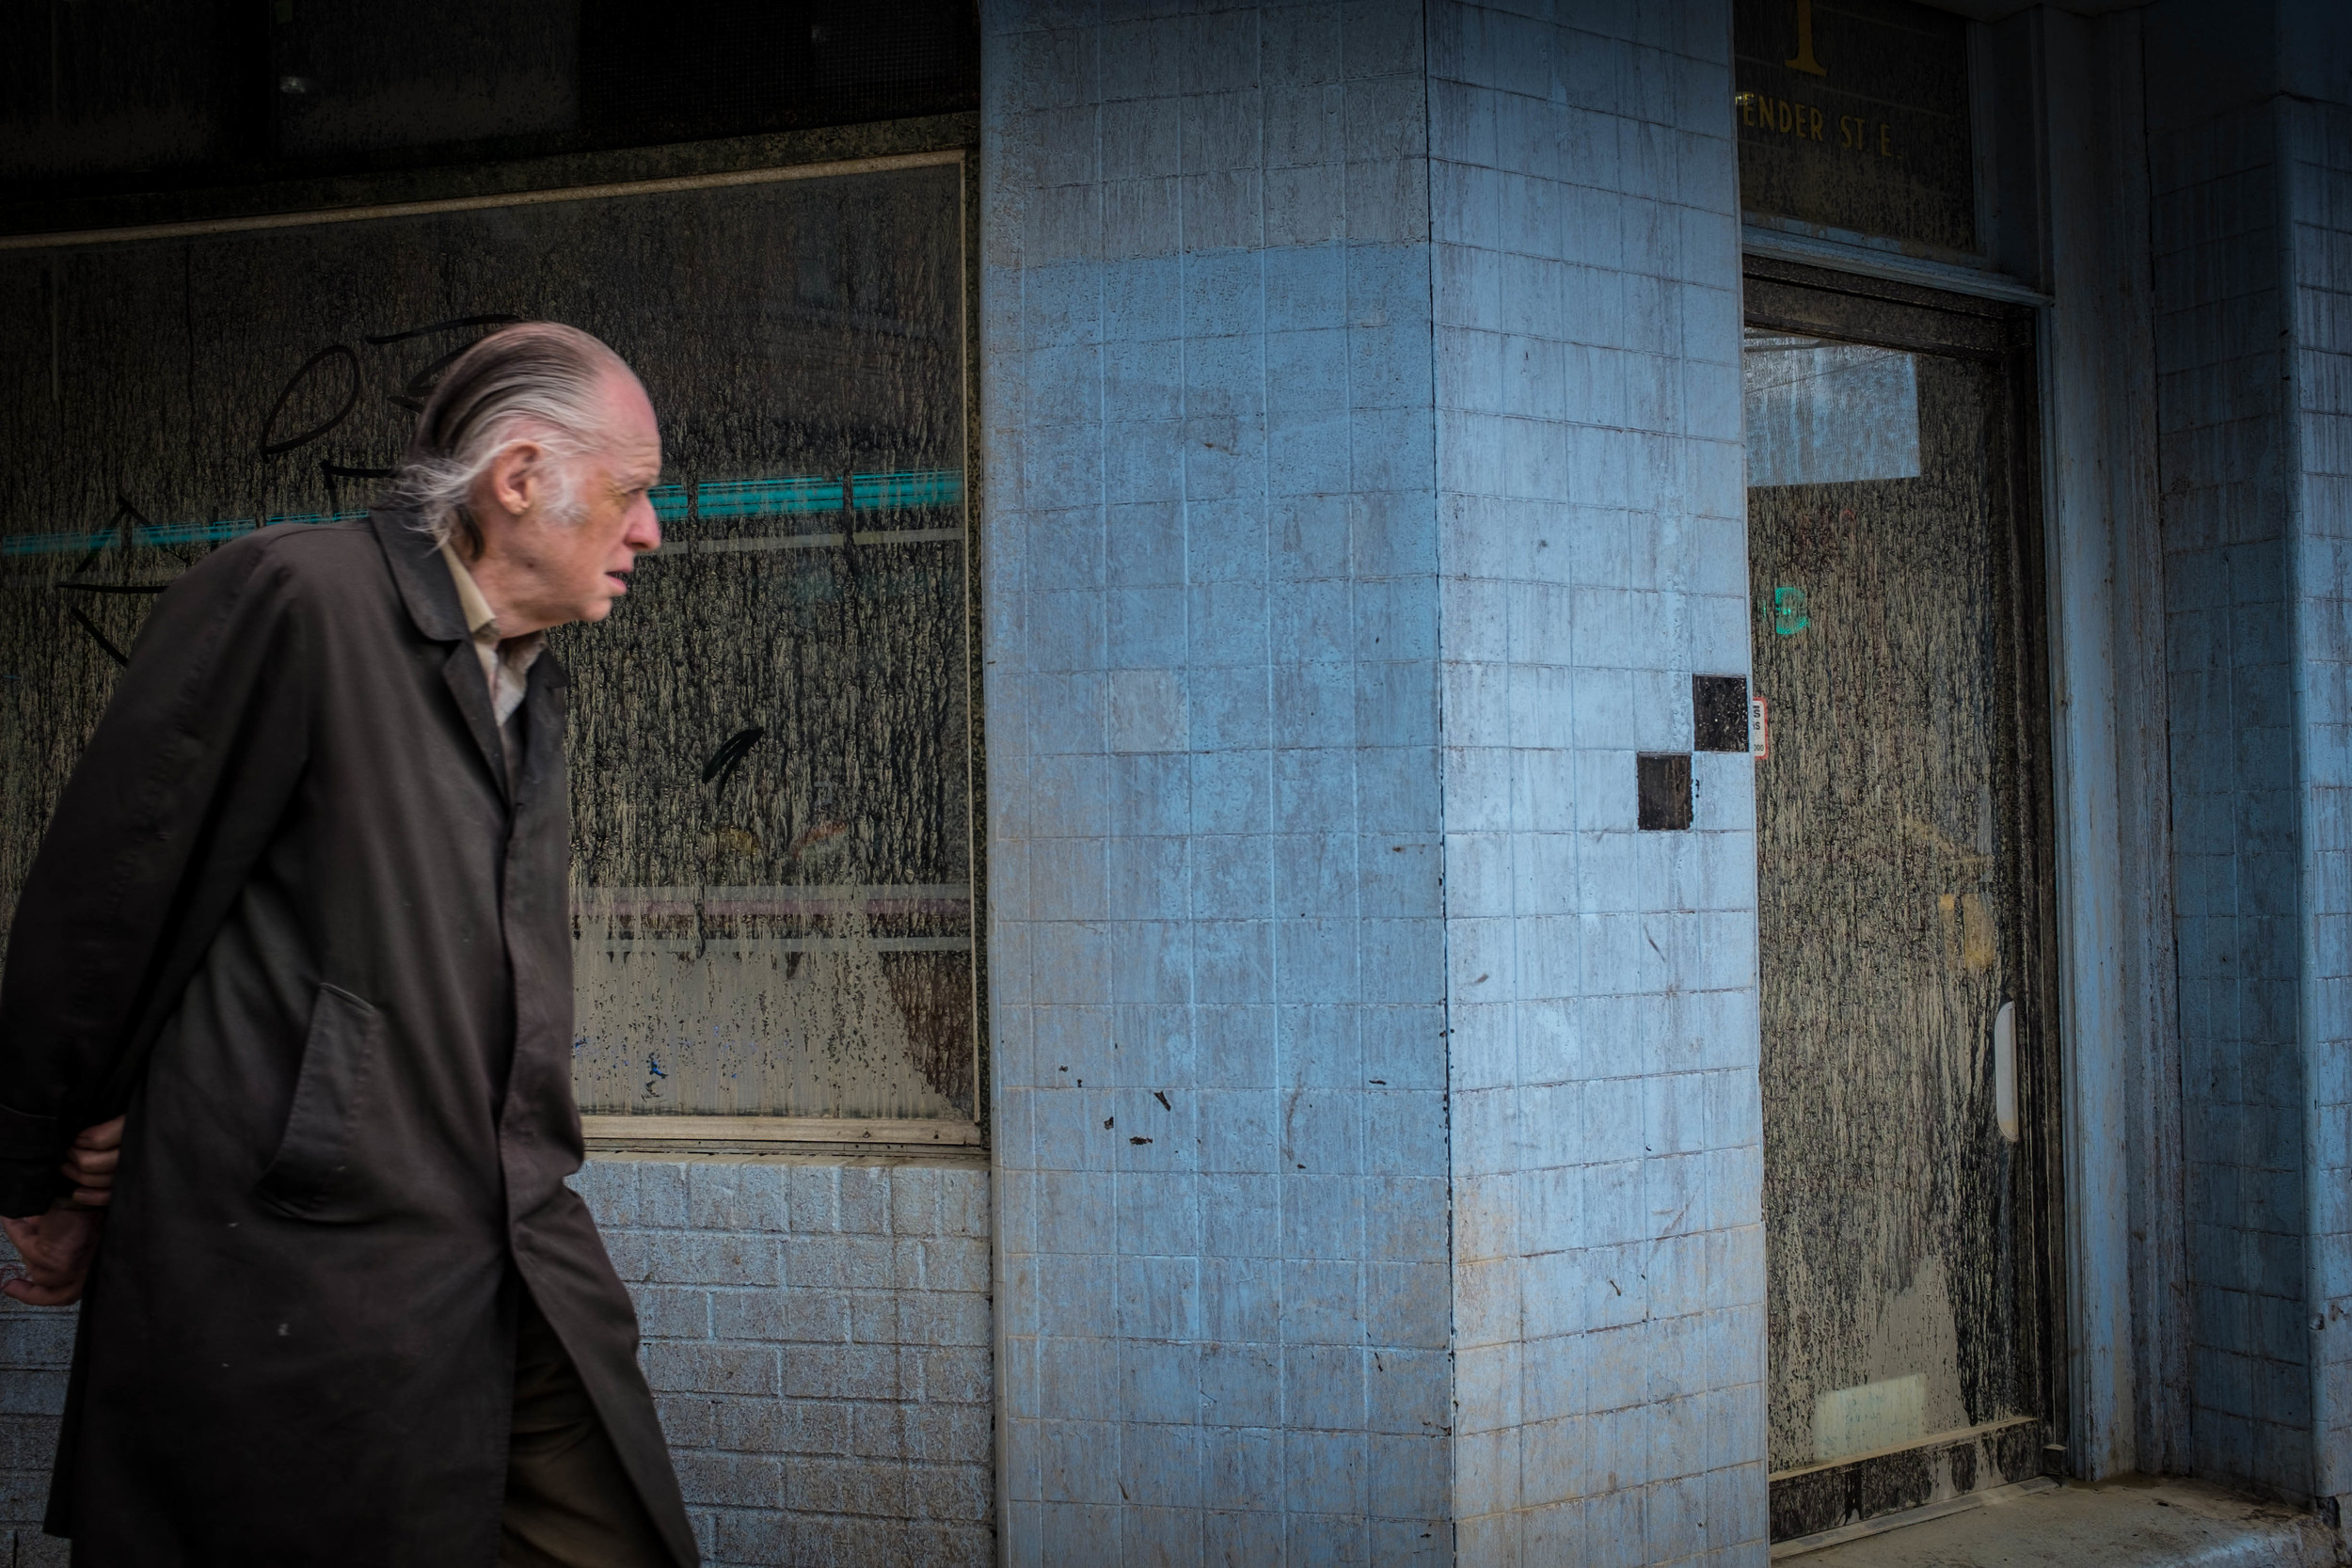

{"left": 371, "top": 508, "right": 471, "bottom": 645}
{"left": 370, "top": 508, "right": 574, "bottom": 808}
{"left": 372, "top": 509, "right": 514, "bottom": 801}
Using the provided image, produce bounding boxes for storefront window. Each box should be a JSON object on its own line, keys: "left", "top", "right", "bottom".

{"left": 0, "top": 151, "right": 979, "bottom": 1129}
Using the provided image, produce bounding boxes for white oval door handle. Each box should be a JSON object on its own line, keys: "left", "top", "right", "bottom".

{"left": 1994, "top": 1001, "right": 2019, "bottom": 1143}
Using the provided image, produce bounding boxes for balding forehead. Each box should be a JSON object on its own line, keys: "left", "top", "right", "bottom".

{"left": 591, "top": 371, "right": 660, "bottom": 454}
{"left": 596, "top": 365, "right": 656, "bottom": 419}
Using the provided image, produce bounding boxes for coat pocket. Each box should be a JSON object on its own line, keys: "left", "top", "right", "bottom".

{"left": 255, "top": 983, "right": 383, "bottom": 1221}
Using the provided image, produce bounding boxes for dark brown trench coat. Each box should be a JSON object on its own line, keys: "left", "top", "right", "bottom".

{"left": 0, "top": 510, "right": 697, "bottom": 1566}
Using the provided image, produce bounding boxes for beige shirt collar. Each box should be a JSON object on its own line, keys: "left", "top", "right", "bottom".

{"left": 437, "top": 537, "right": 501, "bottom": 641}
{"left": 438, "top": 540, "right": 544, "bottom": 735}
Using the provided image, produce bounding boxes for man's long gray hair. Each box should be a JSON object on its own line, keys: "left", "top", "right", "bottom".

{"left": 385, "top": 322, "right": 628, "bottom": 550}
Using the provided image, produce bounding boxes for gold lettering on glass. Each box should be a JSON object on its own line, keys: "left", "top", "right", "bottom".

{"left": 1785, "top": 0, "right": 1827, "bottom": 75}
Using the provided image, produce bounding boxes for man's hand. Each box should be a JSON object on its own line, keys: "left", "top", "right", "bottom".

{"left": 1, "top": 1202, "right": 105, "bottom": 1307}
{"left": 61, "top": 1116, "right": 123, "bottom": 1207}
{"left": 0, "top": 1118, "right": 123, "bottom": 1307}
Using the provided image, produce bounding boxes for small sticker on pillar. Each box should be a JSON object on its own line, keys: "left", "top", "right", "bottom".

{"left": 1692, "top": 675, "right": 1750, "bottom": 752}
{"left": 1637, "top": 752, "right": 1692, "bottom": 831}
{"left": 1750, "top": 696, "right": 1770, "bottom": 759}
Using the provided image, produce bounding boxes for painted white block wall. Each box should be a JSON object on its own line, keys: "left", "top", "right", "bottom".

{"left": 575, "top": 1158, "right": 995, "bottom": 1566}
{"left": 1425, "top": 1, "right": 1763, "bottom": 1560}
{"left": 0, "top": 1165, "right": 995, "bottom": 1568}
{"left": 0, "top": 1255, "right": 67, "bottom": 1568}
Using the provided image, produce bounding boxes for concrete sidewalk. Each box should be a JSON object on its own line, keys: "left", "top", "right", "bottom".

{"left": 1785, "top": 1478, "right": 2344, "bottom": 1567}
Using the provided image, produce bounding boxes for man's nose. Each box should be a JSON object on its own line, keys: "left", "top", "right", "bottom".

{"left": 625, "top": 496, "right": 662, "bottom": 554}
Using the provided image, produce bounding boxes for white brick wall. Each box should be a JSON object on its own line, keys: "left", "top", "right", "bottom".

{"left": 0, "top": 1261, "right": 68, "bottom": 1568}
{"left": 1426, "top": 2, "right": 1764, "bottom": 1561}
{"left": 0, "top": 1164, "right": 992, "bottom": 1568}
{"left": 574, "top": 1158, "right": 994, "bottom": 1566}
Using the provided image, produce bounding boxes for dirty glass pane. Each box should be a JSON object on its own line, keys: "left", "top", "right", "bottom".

{"left": 1746, "top": 323, "right": 2029, "bottom": 1474}
{"left": 0, "top": 158, "right": 976, "bottom": 1123}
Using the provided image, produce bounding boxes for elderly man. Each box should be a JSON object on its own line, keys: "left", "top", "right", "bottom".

{"left": 0, "top": 324, "right": 696, "bottom": 1566}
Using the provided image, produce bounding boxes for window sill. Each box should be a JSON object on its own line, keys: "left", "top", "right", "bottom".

{"left": 580, "top": 1114, "right": 983, "bottom": 1163}
{"left": 1777, "top": 1477, "right": 2340, "bottom": 1566}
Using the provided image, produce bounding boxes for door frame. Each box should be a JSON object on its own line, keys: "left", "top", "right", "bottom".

{"left": 1741, "top": 256, "right": 2069, "bottom": 1541}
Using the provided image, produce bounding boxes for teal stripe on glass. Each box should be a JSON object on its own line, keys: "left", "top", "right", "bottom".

{"left": 694, "top": 469, "right": 961, "bottom": 519}
{"left": 850, "top": 470, "right": 962, "bottom": 510}
{"left": 697, "top": 476, "right": 845, "bottom": 519}
{"left": 1, "top": 468, "right": 963, "bottom": 559}
{"left": 0, "top": 512, "right": 368, "bottom": 559}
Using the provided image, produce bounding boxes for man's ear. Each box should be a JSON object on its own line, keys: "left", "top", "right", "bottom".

{"left": 485, "top": 440, "right": 546, "bottom": 520}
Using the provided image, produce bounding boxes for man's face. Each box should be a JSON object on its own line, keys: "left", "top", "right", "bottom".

{"left": 490, "top": 370, "right": 664, "bottom": 630}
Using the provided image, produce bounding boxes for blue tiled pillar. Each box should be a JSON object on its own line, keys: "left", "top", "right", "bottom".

{"left": 982, "top": 0, "right": 1763, "bottom": 1560}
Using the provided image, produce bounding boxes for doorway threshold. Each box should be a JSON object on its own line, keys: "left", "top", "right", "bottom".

{"left": 1774, "top": 1477, "right": 2342, "bottom": 1566}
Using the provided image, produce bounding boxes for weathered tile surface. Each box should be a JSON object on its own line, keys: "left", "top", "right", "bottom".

{"left": 2147, "top": 13, "right": 2352, "bottom": 1497}
{"left": 1427, "top": 1, "right": 1764, "bottom": 1559}
{"left": 982, "top": 0, "right": 1457, "bottom": 1558}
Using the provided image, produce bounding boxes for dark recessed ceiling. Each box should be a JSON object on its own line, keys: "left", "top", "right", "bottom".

{"left": 0, "top": 0, "right": 978, "bottom": 204}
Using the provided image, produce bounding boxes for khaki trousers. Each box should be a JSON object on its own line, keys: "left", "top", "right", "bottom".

{"left": 498, "top": 1291, "right": 673, "bottom": 1568}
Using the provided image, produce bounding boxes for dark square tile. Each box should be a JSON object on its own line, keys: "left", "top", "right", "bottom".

{"left": 1638, "top": 752, "right": 1692, "bottom": 831}
{"left": 1692, "top": 673, "right": 1750, "bottom": 752}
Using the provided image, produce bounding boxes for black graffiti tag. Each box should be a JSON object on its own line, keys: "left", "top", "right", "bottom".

{"left": 364, "top": 314, "right": 523, "bottom": 414}
{"left": 257, "top": 344, "right": 361, "bottom": 458}
{"left": 57, "top": 496, "right": 169, "bottom": 665}
{"left": 702, "top": 727, "right": 768, "bottom": 799}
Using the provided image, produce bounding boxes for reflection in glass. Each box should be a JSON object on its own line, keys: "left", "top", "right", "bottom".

{"left": 1743, "top": 336, "right": 1921, "bottom": 487}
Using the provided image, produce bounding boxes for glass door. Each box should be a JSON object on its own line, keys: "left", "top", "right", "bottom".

{"left": 1743, "top": 261, "right": 2062, "bottom": 1540}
